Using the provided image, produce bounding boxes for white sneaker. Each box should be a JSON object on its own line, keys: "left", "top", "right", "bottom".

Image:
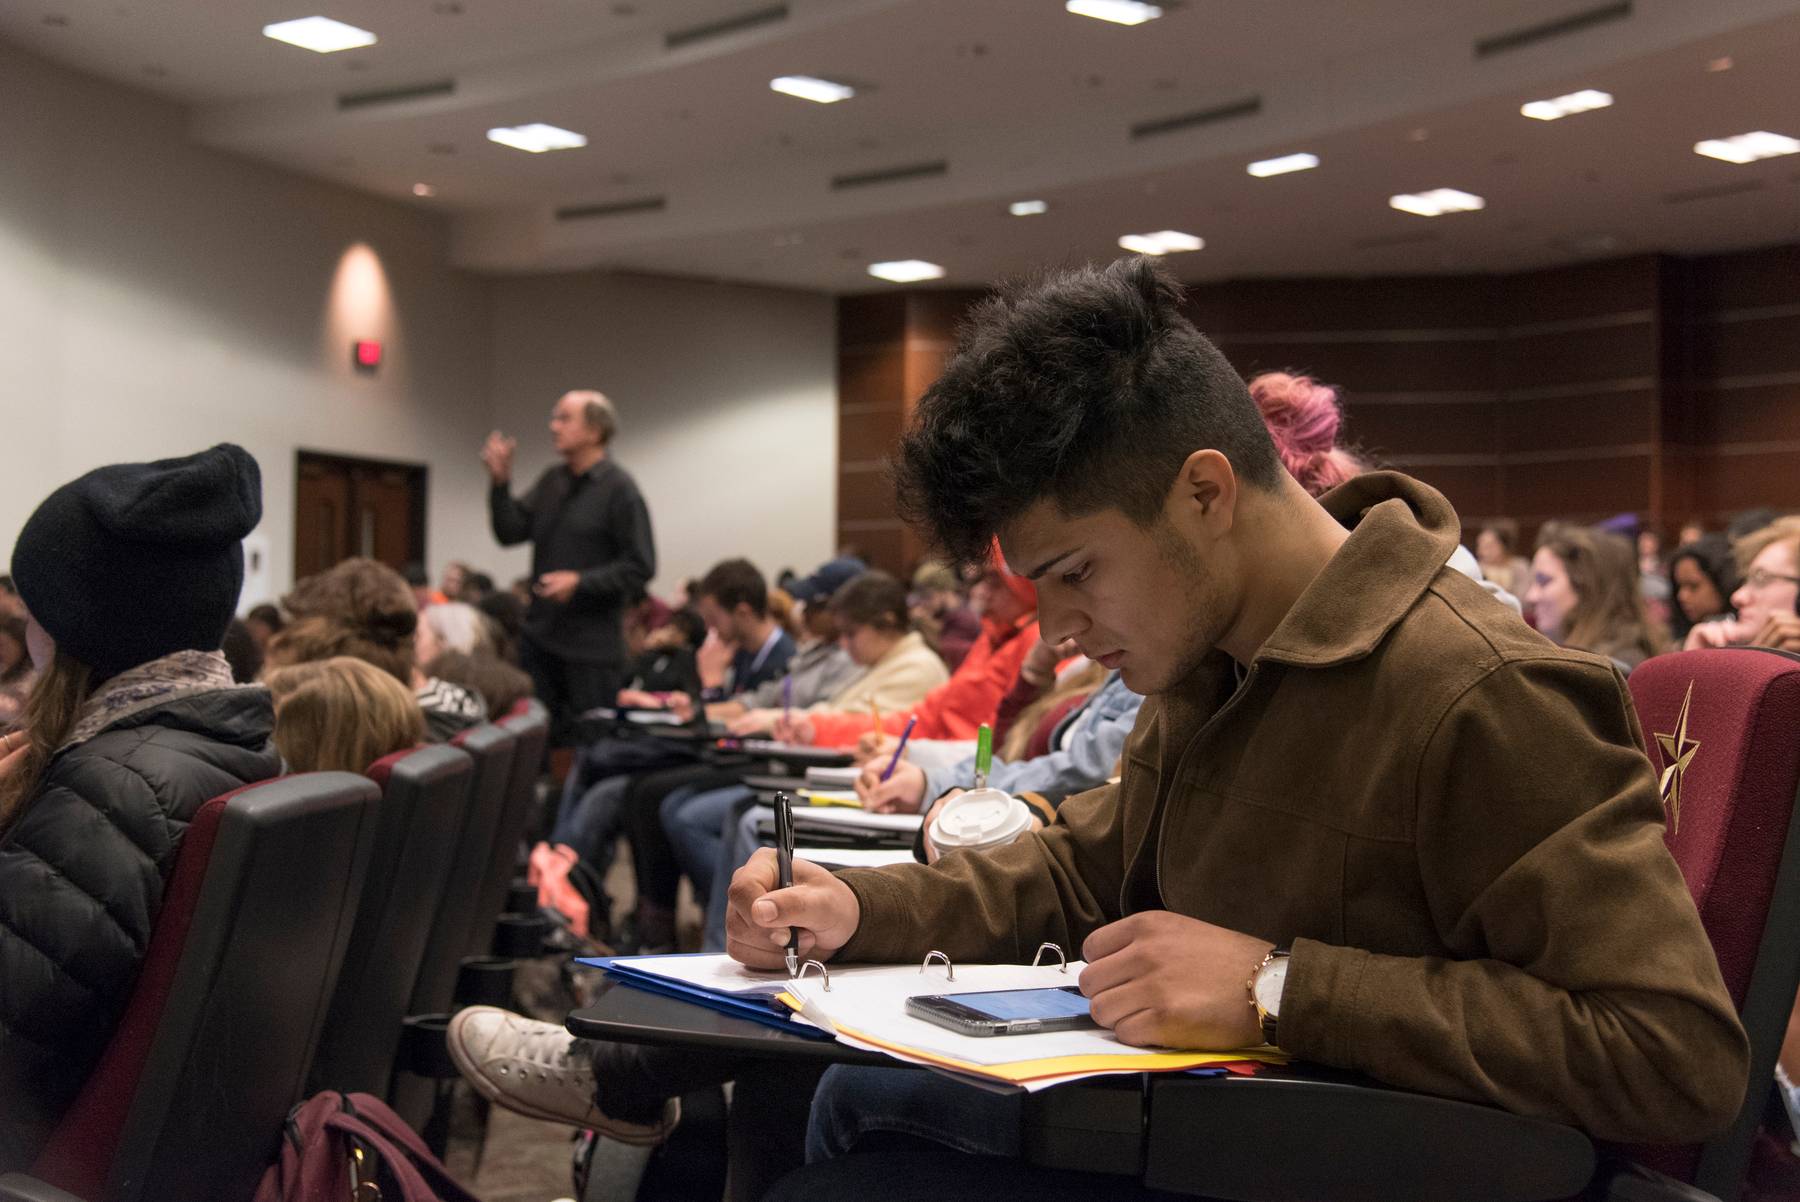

{"left": 446, "top": 1006, "right": 679, "bottom": 1146}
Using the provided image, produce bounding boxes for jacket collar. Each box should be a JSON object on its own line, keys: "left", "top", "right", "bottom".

{"left": 60, "top": 650, "right": 252, "bottom": 752}
{"left": 1254, "top": 471, "right": 1463, "bottom": 669}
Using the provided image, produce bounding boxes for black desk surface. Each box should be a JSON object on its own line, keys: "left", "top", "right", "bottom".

{"left": 569, "top": 978, "right": 1598, "bottom": 1202}
{"left": 567, "top": 978, "right": 889, "bottom": 1066}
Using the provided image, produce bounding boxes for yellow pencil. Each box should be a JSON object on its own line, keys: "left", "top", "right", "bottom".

{"left": 871, "top": 700, "right": 882, "bottom": 731}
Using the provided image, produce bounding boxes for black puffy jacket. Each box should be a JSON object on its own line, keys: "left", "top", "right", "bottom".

{"left": 0, "top": 687, "right": 281, "bottom": 1170}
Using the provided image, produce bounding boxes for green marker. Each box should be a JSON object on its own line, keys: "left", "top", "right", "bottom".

{"left": 974, "top": 723, "right": 993, "bottom": 790}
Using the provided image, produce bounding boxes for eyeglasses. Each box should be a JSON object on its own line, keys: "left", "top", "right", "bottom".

{"left": 1746, "top": 568, "right": 1800, "bottom": 590}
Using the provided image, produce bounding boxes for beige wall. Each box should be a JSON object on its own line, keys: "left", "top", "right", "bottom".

{"left": 0, "top": 42, "right": 839, "bottom": 608}
{"left": 486, "top": 271, "right": 837, "bottom": 598}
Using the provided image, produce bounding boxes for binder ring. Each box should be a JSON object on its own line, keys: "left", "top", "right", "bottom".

{"left": 919, "top": 950, "right": 956, "bottom": 981}
{"left": 797, "top": 960, "right": 831, "bottom": 992}
{"left": 1032, "top": 942, "right": 1069, "bottom": 973}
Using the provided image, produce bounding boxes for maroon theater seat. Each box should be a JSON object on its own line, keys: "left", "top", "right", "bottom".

{"left": 1611, "top": 647, "right": 1800, "bottom": 1198}
{"left": 307, "top": 743, "right": 472, "bottom": 1097}
{"left": 467, "top": 698, "right": 549, "bottom": 958}
{"left": 10, "top": 772, "right": 381, "bottom": 1202}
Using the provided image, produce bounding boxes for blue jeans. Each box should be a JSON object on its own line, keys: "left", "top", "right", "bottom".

{"left": 704, "top": 802, "right": 776, "bottom": 951}
{"left": 660, "top": 783, "right": 754, "bottom": 904}
{"left": 549, "top": 737, "right": 692, "bottom": 865}
{"left": 806, "top": 1064, "right": 1024, "bottom": 1162}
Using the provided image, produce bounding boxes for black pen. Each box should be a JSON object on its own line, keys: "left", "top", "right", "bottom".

{"left": 774, "top": 790, "right": 799, "bottom": 976}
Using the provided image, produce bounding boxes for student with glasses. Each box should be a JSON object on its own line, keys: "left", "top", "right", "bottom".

{"left": 1689, "top": 516, "right": 1800, "bottom": 653}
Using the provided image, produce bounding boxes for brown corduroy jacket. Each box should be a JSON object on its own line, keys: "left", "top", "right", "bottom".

{"left": 836, "top": 472, "right": 1748, "bottom": 1143}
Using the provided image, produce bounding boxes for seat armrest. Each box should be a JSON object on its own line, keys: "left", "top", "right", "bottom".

{"left": 0, "top": 1174, "right": 89, "bottom": 1202}
{"left": 1592, "top": 1158, "right": 1723, "bottom": 1202}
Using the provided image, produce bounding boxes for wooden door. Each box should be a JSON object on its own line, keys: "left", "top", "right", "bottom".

{"left": 293, "top": 452, "right": 428, "bottom": 581}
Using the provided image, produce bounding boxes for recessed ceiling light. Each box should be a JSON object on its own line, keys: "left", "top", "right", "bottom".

{"left": 770, "top": 76, "right": 855, "bottom": 104}
{"left": 1247, "top": 152, "right": 1319, "bottom": 178}
{"left": 1389, "top": 188, "right": 1486, "bottom": 217}
{"left": 486, "top": 123, "right": 587, "bottom": 153}
{"left": 262, "top": 16, "right": 377, "bottom": 53}
{"left": 1009, "top": 199, "right": 1049, "bottom": 216}
{"left": 1706, "top": 55, "right": 1734, "bottom": 72}
{"left": 1117, "top": 230, "right": 1203, "bottom": 255}
{"left": 412, "top": 183, "right": 435, "bottom": 197}
{"left": 1694, "top": 130, "right": 1800, "bottom": 164}
{"left": 1520, "top": 89, "right": 1613, "bottom": 121}
{"left": 867, "top": 260, "right": 946, "bottom": 283}
{"left": 1066, "top": 0, "right": 1163, "bottom": 25}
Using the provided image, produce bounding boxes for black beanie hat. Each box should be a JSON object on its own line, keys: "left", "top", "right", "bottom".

{"left": 11, "top": 444, "right": 263, "bottom": 677}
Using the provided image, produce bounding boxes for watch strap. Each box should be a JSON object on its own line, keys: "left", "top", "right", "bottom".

{"left": 1247, "top": 946, "right": 1291, "bottom": 1047}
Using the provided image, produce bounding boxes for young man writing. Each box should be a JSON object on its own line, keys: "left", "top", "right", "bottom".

{"left": 728, "top": 259, "right": 1747, "bottom": 1187}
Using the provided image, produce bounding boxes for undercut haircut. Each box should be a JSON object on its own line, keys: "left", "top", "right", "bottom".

{"left": 892, "top": 257, "right": 1282, "bottom": 566}
{"left": 698, "top": 558, "right": 768, "bottom": 618}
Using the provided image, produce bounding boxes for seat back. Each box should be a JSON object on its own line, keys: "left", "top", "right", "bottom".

{"left": 33, "top": 772, "right": 382, "bottom": 1202}
{"left": 309, "top": 743, "right": 472, "bottom": 1096}
{"left": 1625, "top": 647, "right": 1800, "bottom": 1198}
{"left": 468, "top": 698, "right": 549, "bottom": 956}
{"left": 406, "top": 723, "right": 518, "bottom": 1017}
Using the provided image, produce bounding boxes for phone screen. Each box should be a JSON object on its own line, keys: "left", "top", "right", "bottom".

{"left": 935, "top": 986, "right": 1092, "bottom": 1022}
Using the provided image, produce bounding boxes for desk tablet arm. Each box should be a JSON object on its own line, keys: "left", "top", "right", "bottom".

{"left": 1141, "top": 1073, "right": 1596, "bottom": 1202}
{"left": 0, "top": 1174, "right": 88, "bottom": 1202}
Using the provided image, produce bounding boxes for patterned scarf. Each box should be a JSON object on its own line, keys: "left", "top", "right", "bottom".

{"left": 60, "top": 649, "right": 247, "bottom": 752}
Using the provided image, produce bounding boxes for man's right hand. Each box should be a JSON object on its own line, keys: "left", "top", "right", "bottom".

{"left": 855, "top": 758, "right": 926, "bottom": 813}
{"left": 726, "top": 848, "right": 860, "bottom": 969}
{"left": 696, "top": 630, "right": 735, "bottom": 690}
{"left": 481, "top": 431, "right": 517, "bottom": 484}
{"left": 771, "top": 714, "right": 816, "bottom": 745}
{"left": 857, "top": 730, "right": 899, "bottom": 761}
{"left": 729, "top": 708, "right": 780, "bottom": 737}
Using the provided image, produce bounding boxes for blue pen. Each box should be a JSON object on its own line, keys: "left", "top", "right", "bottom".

{"left": 880, "top": 715, "right": 919, "bottom": 783}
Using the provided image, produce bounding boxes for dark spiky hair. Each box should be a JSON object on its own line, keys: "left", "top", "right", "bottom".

{"left": 891, "top": 257, "right": 1281, "bottom": 567}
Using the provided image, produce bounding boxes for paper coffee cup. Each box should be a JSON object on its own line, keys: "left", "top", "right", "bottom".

{"left": 929, "top": 787, "right": 1034, "bottom": 852}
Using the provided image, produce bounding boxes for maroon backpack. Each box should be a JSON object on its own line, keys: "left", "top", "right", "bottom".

{"left": 255, "top": 1092, "right": 484, "bottom": 1202}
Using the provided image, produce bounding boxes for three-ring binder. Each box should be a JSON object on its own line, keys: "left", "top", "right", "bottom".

{"left": 797, "top": 960, "right": 831, "bottom": 992}
{"left": 917, "top": 942, "right": 1070, "bottom": 982}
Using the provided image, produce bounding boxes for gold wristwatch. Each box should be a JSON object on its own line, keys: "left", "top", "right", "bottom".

{"left": 1247, "top": 946, "right": 1290, "bottom": 1047}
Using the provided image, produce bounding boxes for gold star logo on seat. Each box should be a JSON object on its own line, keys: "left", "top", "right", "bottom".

{"left": 1655, "top": 682, "right": 1701, "bottom": 834}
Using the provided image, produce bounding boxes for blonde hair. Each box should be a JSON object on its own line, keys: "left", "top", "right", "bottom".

{"left": 1735, "top": 516, "right": 1800, "bottom": 576}
{"left": 767, "top": 588, "right": 800, "bottom": 640}
{"left": 1001, "top": 660, "right": 1106, "bottom": 762}
{"left": 266, "top": 656, "right": 424, "bottom": 774}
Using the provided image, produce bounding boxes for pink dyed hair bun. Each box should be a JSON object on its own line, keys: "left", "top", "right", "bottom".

{"left": 1248, "top": 370, "right": 1367, "bottom": 498}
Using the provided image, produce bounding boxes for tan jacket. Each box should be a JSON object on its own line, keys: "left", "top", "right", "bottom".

{"left": 837, "top": 473, "right": 1747, "bottom": 1143}
{"left": 816, "top": 630, "right": 949, "bottom": 716}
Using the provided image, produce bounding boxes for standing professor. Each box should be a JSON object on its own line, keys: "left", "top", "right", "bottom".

{"left": 484, "top": 389, "right": 655, "bottom": 745}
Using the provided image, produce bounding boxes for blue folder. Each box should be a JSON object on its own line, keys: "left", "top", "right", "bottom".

{"left": 577, "top": 955, "right": 835, "bottom": 1039}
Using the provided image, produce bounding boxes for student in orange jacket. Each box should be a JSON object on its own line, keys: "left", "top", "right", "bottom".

{"left": 776, "top": 549, "right": 1038, "bottom": 751}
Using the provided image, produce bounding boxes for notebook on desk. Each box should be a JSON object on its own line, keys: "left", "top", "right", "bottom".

{"left": 582, "top": 952, "right": 1285, "bottom": 1089}
{"left": 579, "top": 953, "right": 834, "bottom": 1037}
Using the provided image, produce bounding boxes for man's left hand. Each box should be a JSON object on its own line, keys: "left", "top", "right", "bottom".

{"left": 535, "top": 571, "right": 581, "bottom": 604}
{"left": 1079, "top": 912, "right": 1272, "bottom": 1050}
{"left": 1753, "top": 613, "right": 1800, "bottom": 653}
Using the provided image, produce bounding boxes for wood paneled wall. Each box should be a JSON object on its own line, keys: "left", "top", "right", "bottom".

{"left": 837, "top": 243, "right": 1800, "bottom": 574}
{"left": 835, "top": 290, "right": 984, "bottom": 574}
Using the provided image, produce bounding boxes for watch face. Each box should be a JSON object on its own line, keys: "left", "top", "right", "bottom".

{"left": 1254, "top": 957, "right": 1289, "bottom": 1013}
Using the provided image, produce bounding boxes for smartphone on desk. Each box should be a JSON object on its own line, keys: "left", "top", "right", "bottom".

{"left": 905, "top": 986, "right": 1097, "bottom": 1037}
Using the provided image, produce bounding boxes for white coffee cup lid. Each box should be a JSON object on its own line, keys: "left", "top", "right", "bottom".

{"left": 930, "top": 787, "right": 1033, "bottom": 850}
